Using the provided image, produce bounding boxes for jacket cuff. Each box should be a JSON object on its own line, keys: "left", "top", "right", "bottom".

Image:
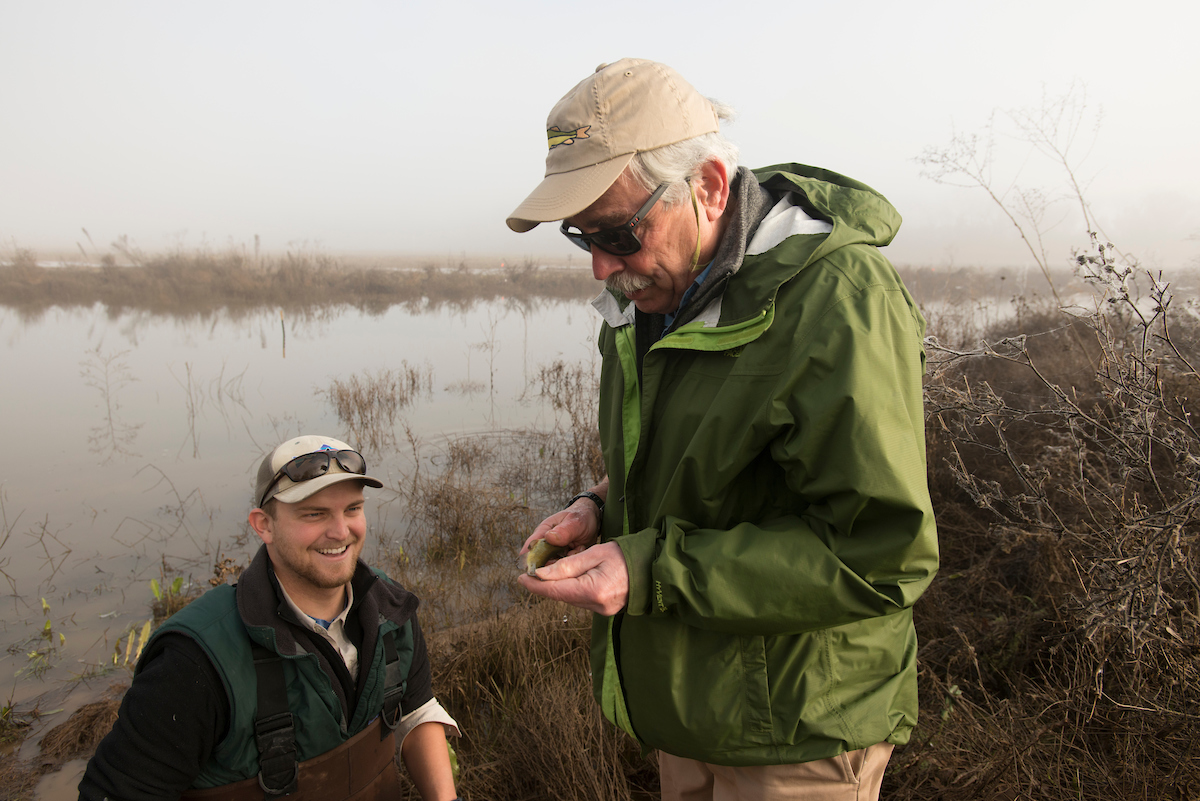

{"left": 615, "top": 527, "right": 660, "bottom": 616}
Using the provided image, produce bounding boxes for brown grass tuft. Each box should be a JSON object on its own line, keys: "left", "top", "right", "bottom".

{"left": 38, "top": 688, "right": 125, "bottom": 762}
{"left": 401, "top": 600, "right": 657, "bottom": 801}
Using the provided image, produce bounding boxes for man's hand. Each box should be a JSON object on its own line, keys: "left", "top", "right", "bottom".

{"left": 517, "top": 541, "right": 628, "bottom": 616}
{"left": 519, "top": 491, "right": 604, "bottom": 558}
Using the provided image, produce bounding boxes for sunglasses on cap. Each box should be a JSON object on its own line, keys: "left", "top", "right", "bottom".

{"left": 258, "top": 449, "right": 367, "bottom": 508}
{"left": 560, "top": 183, "right": 669, "bottom": 256}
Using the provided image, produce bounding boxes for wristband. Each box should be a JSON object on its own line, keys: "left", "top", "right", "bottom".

{"left": 565, "top": 490, "right": 604, "bottom": 522}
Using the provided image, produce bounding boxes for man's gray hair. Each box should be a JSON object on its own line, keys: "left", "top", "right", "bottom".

{"left": 626, "top": 99, "right": 739, "bottom": 206}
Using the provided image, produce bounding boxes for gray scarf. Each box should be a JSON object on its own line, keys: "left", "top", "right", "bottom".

{"left": 665, "top": 166, "right": 774, "bottom": 333}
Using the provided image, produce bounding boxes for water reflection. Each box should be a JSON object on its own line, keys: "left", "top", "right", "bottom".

{"left": 80, "top": 348, "right": 142, "bottom": 461}
{"left": 0, "top": 297, "right": 600, "bottom": 736}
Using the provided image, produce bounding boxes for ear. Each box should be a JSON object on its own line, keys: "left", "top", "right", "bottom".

{"left": 248, "top": 507, "right": 275, "bottom": 545}
{"left": 694, "top": 158, "right": 731, "bottom": 221}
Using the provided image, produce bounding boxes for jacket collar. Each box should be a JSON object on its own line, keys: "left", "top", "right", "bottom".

{"left": 590, "top": 167, "right": 774, "bottom": 332}
{"left": 236, "top": 544, "right": 418, "bottom": 656}
{"left": 667, "top": 167, "right": 774, "bottom": 332}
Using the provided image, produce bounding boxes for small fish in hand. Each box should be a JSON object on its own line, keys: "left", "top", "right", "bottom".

{"left": 523, "top": 538, "right": 569, "bottom": 577}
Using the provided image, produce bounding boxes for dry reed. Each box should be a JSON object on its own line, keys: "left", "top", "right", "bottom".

{"left": 402, "top": 600, "right": 658, "bottom": 801}
{"left": 38, "top": 688, "right": 125, "bottom": 762}
{"left": 320, "top": 363, "right": 433, "bottom": 452}
{"left": 903, "top": 250, "right": 1200, "bottom": 799}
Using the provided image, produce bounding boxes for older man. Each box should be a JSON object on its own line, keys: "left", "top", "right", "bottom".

{"left": 80, "top": 435, "right": 460, "bottom": 801}
{"left": 512, "top": 59, "right": 938, "bottom": 800}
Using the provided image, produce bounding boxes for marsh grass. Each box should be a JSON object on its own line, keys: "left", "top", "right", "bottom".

{"left": 900, "top": 251, "right": 1200, "bottom": 798}
{"left": 0, "top": 750, "right": 39, "bottom": 801}
{"left": 321, "top": 363, "right": 433, "bottom": 452}
{"left": 367, "top": 360, "right": 656, "bottom": 799}
{"left": 0, "top": 492, "right": 20, "bottom": 597}
{"left": 528, "top": 361, "right": 604, "bottom": 497}
{"left": 380, "top": 429, "right": 545, "bottom": 631}
{"left": 402, "top": 600, "right": 658, "bottom": 801}
{"left": 0, "top": 247, "right": 597, "bottom": 318}
{"left": 0, "top": 696, "right": 32, "bottom": 749}
{"left": 0, "top": 686, "right": 126, "bottom": 801}
{"left": 37, "top": 686, "right": 125, "bottom": 763}
{"left": 380, "top": 360, "right": 603, "bottom": 617}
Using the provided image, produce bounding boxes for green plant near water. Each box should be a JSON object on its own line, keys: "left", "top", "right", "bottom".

{"left": 15, "top": 598, "right": 66, "bottom": 680}
{"left": 112, "top": 620, "right": 154, "bottom": 670}
{"left": 150, "top": 576, "right": 183, "bottom": 603}
{"left": 0, "top": 688, "right": 30, "bottom": 746}
{"left": 149, "top": 573, "right": 193, "bottom": 626}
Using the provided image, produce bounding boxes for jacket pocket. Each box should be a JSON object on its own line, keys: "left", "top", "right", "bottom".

{"left": 738, "top": 634, "right": 774, "bottom": 746}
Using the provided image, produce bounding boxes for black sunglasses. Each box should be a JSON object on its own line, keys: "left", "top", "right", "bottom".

{"left": 560, "top": 183, "right": 669, "bottom": 256}
{"left": 258, "top": 449, "right": 367, "bottom": 508}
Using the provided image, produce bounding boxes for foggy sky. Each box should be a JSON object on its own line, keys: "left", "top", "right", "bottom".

{"left": 2, "top": 1, "right": 1197, "bottom": 271}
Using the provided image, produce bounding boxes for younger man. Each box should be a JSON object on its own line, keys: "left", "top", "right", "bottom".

{"left": 80, "top": 435, "right": 459, "bottom": 801}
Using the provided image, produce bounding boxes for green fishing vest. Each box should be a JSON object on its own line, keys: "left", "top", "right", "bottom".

{"left": 144, "top": 582, "right": 415, "bottom": 789}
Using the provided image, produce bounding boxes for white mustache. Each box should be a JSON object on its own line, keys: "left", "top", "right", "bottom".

{"left": 606, "top": 272, "right": 654, "bottom": 295}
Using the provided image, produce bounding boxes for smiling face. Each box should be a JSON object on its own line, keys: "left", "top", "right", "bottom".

{"left": 564, "top": 160, "right": 731, "bottom": 315}
{"left": 249, "top": 480, "right": 367, "bottom": 616}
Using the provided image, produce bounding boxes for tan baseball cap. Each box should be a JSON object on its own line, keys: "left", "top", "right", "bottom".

{"left": 506, "top": 58, "right": 720, "bottom": 233}
{"left": 255, "top": 435, "right": 383, "bottom": 508}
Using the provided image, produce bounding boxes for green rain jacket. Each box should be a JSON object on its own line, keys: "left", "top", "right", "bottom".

{"left": 590, "top": 163, "right": 939, "bottom": 766}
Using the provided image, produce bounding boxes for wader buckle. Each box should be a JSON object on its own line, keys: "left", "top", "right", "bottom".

{"left": 254, "top": 711, "right": 299, "bottom": 796}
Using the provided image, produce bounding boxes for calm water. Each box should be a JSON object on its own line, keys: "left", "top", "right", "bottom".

{"left": 0, "top": 296, "right": 599, "bottom": 764}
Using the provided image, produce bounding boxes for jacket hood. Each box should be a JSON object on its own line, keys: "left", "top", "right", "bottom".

{"left": 753, "top": 162, "right": 902, "bottom": 253}
{"left": 592, "top": 164, "right": 903, "bottom": 334}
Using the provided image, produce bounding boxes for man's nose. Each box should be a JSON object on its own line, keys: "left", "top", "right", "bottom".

{"left": 591, "top": 248, "right": 625, "bottom": 282}
{"left": 327, "top": 513, "right": 352, "bottom": 539}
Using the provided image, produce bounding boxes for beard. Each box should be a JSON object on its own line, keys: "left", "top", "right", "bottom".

{"left": 271, "top": 537, "right": 363, "bottom": 593}
{"left": 294, "top": 552, "right": 359, "bottom": 589}
{"left": 605, "top": 271, "right": 654, "bottom": 296}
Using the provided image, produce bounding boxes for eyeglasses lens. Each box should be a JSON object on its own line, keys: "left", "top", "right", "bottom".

{"left": 333, "top": 450, "right": 366, "bottom": 475}
{"left": 282, "top": 452, "right": 333, "bottom": 482}
{"left": 561, "top": 182, "right": 667, "bottom": 257}
{"left": 563, "top": 227, "right": 639, "bottom": 256}
{"left": 281, "top": 449, "right": 366, "bottom": 483}
{"left": 594, "top": 230, "right": 639, "bottom": 255}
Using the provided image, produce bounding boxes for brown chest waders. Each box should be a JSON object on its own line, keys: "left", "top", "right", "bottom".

{"left": 182, "top": 632, "right": 408, "bottom": 801}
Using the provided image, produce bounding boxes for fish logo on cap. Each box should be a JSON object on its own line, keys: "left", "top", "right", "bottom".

{"left": 547, "top": 125, "right": 590, "bottom": 149}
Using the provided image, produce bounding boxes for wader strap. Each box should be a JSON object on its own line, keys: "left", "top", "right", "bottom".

{"left": 179, "top": 717, "right": 399, "bottom": 801}
{"left": 379, "top": 630, "right": 404, "bottom": 733}
{"left": 250, "top": 644, "right": 299, "bottom": 797}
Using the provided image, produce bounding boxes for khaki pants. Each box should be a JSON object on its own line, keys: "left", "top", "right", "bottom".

{"left": 659, "top": 743, "right": 894, "bottom": 801}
